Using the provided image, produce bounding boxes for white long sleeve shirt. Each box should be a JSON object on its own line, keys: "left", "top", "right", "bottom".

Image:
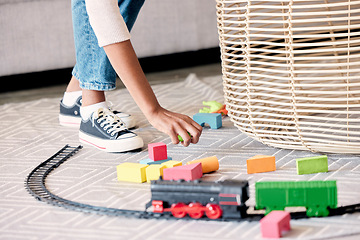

{"left": 85, "top": 0, "right": 131, "bottom": 47}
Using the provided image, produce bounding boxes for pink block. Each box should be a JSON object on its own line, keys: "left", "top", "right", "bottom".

{"left": 148, "top": 142, "right": 167, "bottom": 161}
{"left": 260, "top": 211, "right": 291, "bottom": 238}
{"left": 163, "top": 163, "right": 203, "bottom": 181}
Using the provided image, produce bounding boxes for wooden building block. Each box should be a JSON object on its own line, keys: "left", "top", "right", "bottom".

{"left": 148, "top": 159, "right": 171, "bottom": 165}
{"left": 163, "top": 162, "right": 203, "bottom": 181}
{"left": 161, "top": 160, "right": 182, "bottom": 168}
{"left": 139, "top": 157, "right": 172, "bottom": 165}
{"left": 148, "top": 142, "right": 167, "bottom": 161}
{"left": 146, "top": 165, "right": 166, "bottom": 183}
{"left": 296, "top": 155, "right": 328, "bottom": 175}
{"left": 247, "top": 155, "right": 276, "bottom": 174}
{"left": 139, "top": 158, "right": 154, "bottom": 165}
{"left": 177, "top": 132, "right": 192, "bottom": 142}
{"left": 186, "top": 156, "right": 219, "bottom": 173}
{"left": 117, "top": 162, "right": 148, "bottom": 183}
{"left": 260, "top": 211, "right": 291, "bottom": 238}
{"left": 193, "top": 113, "right": 222, "bottom": 129}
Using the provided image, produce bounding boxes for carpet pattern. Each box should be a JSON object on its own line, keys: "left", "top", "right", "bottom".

{"left": 0, "top": 74, "right": 359, "bottom": 239}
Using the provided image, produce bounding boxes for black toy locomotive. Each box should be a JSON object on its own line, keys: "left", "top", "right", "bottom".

{"left": 146, "top": 178, "right": 249, "bottom": 219}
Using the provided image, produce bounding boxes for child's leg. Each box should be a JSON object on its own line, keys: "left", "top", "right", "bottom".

{"left": 60, "top": 0, "right": 117, "bottom": 126}
{"left": 60, "top": 0, "right": 144, "bottom": 127}
{"left": 65, "top": 0, "right": 145, "bottom": 93}
{"left": 60, "top": 0, "right": 144, "bottom": 152}
{"left": 68, "top": 0, "right": 145, "bottom": 95}
{"left": 73, "top": 0, "right": 145, "bottom": 106}
{"left": 71, "top": 0, "right": 117, "bottom": 93}
{"left": 81, "top": 89, "right": 105, "bottom": 107}
{"left": 65, "top": 76, "right": 81, "bottom": 92}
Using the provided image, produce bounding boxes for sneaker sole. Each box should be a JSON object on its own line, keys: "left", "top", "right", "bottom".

{"left": 59, "top": 114, "right": 81, "bottom": 128}
{"left": 59, "top": 114, "right": 136, "bottom": 129}
{"left": 79, "top": 131, "right": 144, "bottom": 152}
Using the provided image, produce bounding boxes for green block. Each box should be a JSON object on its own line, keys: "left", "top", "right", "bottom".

{"left": 255, "top": 180, "right": 337, "bottom": 217}
{"left": 199, "top": 101, "right": 223, "bottom": 113}
{"left": 296, "top": 155, "right": 328, "bottom": 175}
{"left": 177, "top": 132, "right": 192, "bottom": 142}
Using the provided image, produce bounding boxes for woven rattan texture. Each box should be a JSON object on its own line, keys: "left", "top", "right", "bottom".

{"left": 216, "top": 0, "right": 360, "bottom": 153}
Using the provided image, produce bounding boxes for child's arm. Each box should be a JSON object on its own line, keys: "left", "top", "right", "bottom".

{"left": 103, "top": 40, "right": 202, "bottom": 147}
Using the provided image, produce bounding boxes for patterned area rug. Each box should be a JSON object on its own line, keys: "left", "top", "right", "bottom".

{"left": 1, "top": 74, "right": 359, "bottom": 240}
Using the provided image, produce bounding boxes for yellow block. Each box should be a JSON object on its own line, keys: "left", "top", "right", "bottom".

{"left": 246, "top": 155, "right": 276, "bottom": 174}
{"left": 117, "top": 162, "right": 148, "bottom": 183}
{"left": 161, "top": 160, "right": 182, "bottom": 168}
{"left": 146, "top": 165, "right": 166, "bottom": 183}
{"left": 186, "top": 156, "right": 219, "bottom": 173}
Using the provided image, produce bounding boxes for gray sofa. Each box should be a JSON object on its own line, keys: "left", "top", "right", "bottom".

{"left": 0, "top": 0, "right": 219, "bottom": 77}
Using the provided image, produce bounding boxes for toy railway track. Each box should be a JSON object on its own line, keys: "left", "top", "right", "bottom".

{"left": 25, "top": 145, "right": 360, "bottom": 222}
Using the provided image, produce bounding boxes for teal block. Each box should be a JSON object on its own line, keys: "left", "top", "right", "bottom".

{"left": 193, "top": 113, "right": 222, "bottom": 129}
{"left": 140, "top": 157, "right": 172, "bottom": 165}
{"left": 148, "top": 158, "right": 172, "bottom": 165}
{"left": 296, "top": 155, "right": 328, "bottom": 175}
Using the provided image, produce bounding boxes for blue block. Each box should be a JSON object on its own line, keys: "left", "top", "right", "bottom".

{"left": 139, "top": 157, "right": 172, "bottom": 165}
{"left": 139, "top": 158, "right": 154, "bottom": 165}
{"left": 193, "top": 113, "right": 222, "bottom": 129}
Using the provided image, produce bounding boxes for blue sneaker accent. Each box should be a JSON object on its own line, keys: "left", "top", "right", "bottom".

{"left": 59, "top": 96, "right": 136, "bottom": 128}
{"left": 79, "top": 108, "right": 143, "bottom": 152}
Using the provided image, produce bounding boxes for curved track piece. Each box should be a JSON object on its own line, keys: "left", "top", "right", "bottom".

{"left": 25, "top": 145, "right": 148, "bottom": 218}
{"left": 24, "top": 145, "right": 360, "bottom": 222}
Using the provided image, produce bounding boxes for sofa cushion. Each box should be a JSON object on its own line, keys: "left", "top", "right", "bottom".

{"left": 0, "top": 0, "right": 219, "bottom": 76}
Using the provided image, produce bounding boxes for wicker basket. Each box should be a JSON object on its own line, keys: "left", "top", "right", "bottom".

{"left": 216, "top": 0, "right": 360, "bottom": 153}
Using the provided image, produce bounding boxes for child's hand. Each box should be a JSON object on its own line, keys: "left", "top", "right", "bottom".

{"left": 145, "top": 107, "right": 202, "bottom": 147}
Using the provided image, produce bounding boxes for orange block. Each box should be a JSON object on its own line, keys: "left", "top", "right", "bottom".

{"left": 246, "top": 155, "right": 276, "bottom": 174}
{"left": 186, "top": 156, "right": 219, "bottom": 173}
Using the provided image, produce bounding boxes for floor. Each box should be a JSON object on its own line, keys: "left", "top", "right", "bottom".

{"left": 0, "top": 63, "right": 222, "bottom": 105}
{"left": 1, "top": 64, "right": 359, "bottom": 239}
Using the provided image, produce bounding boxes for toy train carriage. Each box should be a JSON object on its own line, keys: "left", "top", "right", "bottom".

{"left": 146, "top": 178, "right": 249, "bottom": 219}
{"left": 256, "top": 180, "right": 337, "bottom": 217}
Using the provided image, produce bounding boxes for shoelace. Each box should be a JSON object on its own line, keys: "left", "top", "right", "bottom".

{"left": 107, "top": 101, "right": 114, "bottom": 111}
{"left": 92, "top": 108, "right": 127, "bottom": 138}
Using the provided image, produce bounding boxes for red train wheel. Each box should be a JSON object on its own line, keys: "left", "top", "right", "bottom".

{"left": 188, "top": 202, "right": 204, "bottom": 219}
{"left": 171, "top": 203, "right": 187, "bottom": 218}
{"left": 205, "top": 204, "right": 222, "bottom": 219}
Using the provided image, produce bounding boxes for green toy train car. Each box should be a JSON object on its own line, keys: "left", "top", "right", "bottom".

{"left": 255, "top": 180, "right": 337, "bottom": 217}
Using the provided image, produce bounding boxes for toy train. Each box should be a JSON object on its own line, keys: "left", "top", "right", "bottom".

{"left": 146, "top": 178, "right": 249, "bottom": 219}
{"left": 146, "top": 178, "right": 337, "bottom": 220}
{"left": 28, "top": 145, "right": 360, "bottom": 224}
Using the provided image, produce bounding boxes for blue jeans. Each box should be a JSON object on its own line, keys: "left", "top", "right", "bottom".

{"left": 71, "top": 0, "right": 145, "bottom": 91}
